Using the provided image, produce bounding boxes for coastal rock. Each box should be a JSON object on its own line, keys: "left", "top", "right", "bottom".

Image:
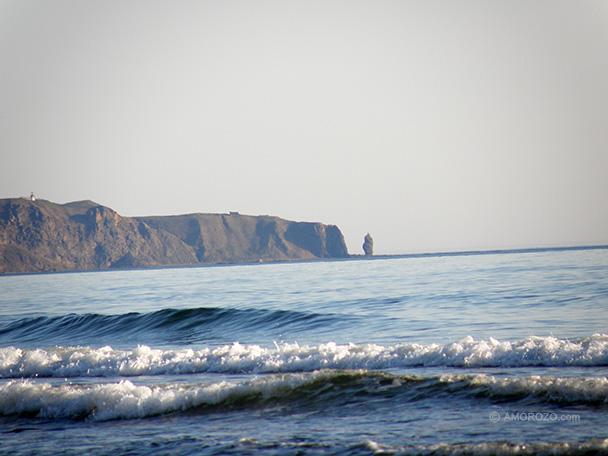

{"left": 363, "top": 233, "right": 374, "bottom": 256}
{"left": 0, "top": 198, "right": 349, "bottom": 274}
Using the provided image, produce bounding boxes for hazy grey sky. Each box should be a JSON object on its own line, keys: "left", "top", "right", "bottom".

{"left": 2, "top": 1, "right": 607, "bottom": 254}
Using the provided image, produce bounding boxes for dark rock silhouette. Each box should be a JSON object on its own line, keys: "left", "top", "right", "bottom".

{"left": 0, "top": 198, "right": 349, "bottom": 274}
{"left": 363, "top": 233, "right": 374, "bottom": 256}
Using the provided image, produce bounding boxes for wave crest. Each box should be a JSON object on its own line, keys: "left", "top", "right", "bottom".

{"left": 1, "top": 370, "right": 606, "bottom": 422}
{"left": 1, "top": 335, "right": 607, "bottom": 379}
{"left": 0, "top": 307, "right": 348, "bottom": 346}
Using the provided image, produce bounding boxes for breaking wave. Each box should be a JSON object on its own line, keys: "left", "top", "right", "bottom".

{"left": 1, "top": 370, "right": 606, "bottom": 422}
{"left": 1, "top": 334, "right": 607, "bottom": 378}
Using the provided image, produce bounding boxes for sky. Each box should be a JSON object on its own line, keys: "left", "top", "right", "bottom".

{"left": 1, "top": 1, "right": 607, "bottom": 255}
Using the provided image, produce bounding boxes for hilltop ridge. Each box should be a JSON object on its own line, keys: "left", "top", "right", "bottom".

{"left": 0, "top": 198, "right": 349, "bottom": 274}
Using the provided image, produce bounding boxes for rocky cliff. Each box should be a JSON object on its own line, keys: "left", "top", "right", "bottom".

{"left": 0, "top": 198, "right": 349, "bottom": 274}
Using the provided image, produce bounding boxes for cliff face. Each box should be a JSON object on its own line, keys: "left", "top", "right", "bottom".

{"left": 0, "top": 198, "right": 349, "bottom": 274}
{"left": 138, "top": 213, "right": 348, "bottom": 264}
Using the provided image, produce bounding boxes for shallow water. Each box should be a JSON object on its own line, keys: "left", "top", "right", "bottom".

{"left": 1, "top": 248, "right": 607, "bottom": 455}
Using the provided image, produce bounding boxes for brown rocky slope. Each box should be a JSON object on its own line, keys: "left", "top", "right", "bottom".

{"left": 0, "top": 198, "right": 349, "bottom": 274}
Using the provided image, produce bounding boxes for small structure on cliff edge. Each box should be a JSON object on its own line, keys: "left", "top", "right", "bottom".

{"left": 363, "top": 233, "right": 374, "bottom": 256}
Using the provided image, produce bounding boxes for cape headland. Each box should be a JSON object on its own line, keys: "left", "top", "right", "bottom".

{"left": 0, "top": 197, "right": 349, "bottom": 274}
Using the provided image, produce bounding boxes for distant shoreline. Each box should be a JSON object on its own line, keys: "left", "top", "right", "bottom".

{"left": 2, "top": 244, "right": 606, "bottom": 278}
{"left": 350, "top": 244, "right": 608, "bottom": 261}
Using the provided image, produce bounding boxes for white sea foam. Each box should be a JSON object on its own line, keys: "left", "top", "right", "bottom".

{"left": 1, "top": 334, "right": 607, "bottom": 378}
{"left": 1, "top": 371, "right": 606, "bottom": 421}
{"left": 0, "top": 370, "right": 339, "bottom": 421}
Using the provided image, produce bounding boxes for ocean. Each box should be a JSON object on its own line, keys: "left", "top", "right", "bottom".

{"left": 1, "top": 247, "right": 607, "bottom": 455}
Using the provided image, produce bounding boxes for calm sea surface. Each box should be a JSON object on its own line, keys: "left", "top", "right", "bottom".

{"left": 1, "top": 248, "right": 607, "bottom": 455}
